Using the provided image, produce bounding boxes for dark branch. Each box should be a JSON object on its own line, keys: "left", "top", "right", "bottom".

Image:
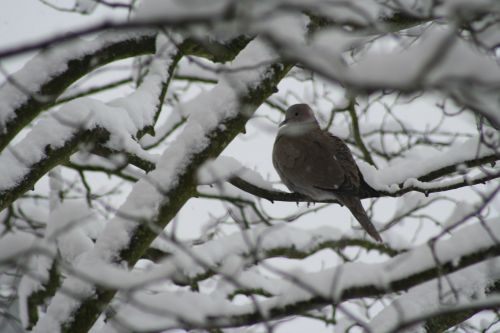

{"left": 0, "top": 32, "right": 155, "bottom": 153}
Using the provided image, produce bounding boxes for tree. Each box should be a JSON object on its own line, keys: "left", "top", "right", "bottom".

{"left": 0, "top": 1, "right": 499, "bottom": 332}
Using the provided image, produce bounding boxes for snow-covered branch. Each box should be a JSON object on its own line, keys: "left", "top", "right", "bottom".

{"left": 0, "top": 33, "right": 181, "bottom": 214}
{"left": 370, "top": 261, "right": 500, "bottom": 333}
{"left": 0, "top": 31, "right": 156, "bottom": 153}
{"left": 0, "top": 28, "right": 252, "bottom": 154}
{"left": 99, "top": 216, "right": 500, "bottom": 332}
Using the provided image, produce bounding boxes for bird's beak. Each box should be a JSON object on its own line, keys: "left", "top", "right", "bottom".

{"left": 279, "top": 119, "right": 287, "bottom": 127}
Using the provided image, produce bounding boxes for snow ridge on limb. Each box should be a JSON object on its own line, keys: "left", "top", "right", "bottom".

{"left": 0, "top": 31, "right": 156, "bottom": 153}
{"left": 369, "top": 258, "right": 500, "bottom": 333}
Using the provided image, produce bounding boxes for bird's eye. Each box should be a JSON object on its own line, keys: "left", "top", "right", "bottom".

{"left": 294, "top": 112, "right": 298, "bottom": 116}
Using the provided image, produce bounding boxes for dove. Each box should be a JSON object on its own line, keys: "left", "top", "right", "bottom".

{"left": 272, "top": 103, "right": 382, "bottom": 242}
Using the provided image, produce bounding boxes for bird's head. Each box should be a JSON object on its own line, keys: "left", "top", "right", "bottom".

{"left": 279, "top": 104, "right": 319, "bottom": 133}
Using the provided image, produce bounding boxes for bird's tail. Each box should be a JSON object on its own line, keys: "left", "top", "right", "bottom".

{"left": 340, "top": 195, "right": 382, "bottom": 242}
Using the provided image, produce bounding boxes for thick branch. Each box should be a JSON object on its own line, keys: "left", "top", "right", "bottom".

{"left": 0, "top": 32, "right": 155, "bottom": 153}
{"left": 0, "top": 127, "right": 109, "bottom": 212}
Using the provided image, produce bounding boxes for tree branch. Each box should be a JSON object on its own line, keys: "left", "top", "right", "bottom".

{"left": 0, "top": 32, "right": 156, "bottom": 153}
{"left": 88, "top": 137, "right": 500, "bottom": 204}
{"left": 54, "top": 77, "right": 134, "bottom": 106}
{"left": 105, "top": 217, "right": 500, "bottom": 331}
{"left": 0, "top": 32, "right": 252, "bottom": 214}
{"left": 387, "top": 284, "right": 500, "bottom": 333}
{"left": 0, "top": 31, "right": 251, "bottom": 154}
{"left": 347, "top": 97, "right": 376, "bottom": 167}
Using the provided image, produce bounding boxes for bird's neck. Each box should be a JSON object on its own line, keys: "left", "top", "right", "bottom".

{"left": 278, "top": 121, "right": 319, "bottom": 137}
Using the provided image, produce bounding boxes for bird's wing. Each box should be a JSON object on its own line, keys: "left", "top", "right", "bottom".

{"left": 323, "top": 133, "right": 360, "bottom": 192}
{"left": 273, "top": 132, "right": 345, "bottom": 191}
{"left": 272, "top": 135, "right": 302, "bottom": 190}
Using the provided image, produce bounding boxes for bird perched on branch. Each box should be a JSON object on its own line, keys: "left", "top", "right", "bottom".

{"left": 272, "top": 103, "right": 382, "bottom": 242}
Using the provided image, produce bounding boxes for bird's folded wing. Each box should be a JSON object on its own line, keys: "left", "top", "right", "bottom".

{"left": 325, "top": 133, "right": 361, "bottom": 192}
{"left": 273, "top": 134, "right": 345, "bottom": 189}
